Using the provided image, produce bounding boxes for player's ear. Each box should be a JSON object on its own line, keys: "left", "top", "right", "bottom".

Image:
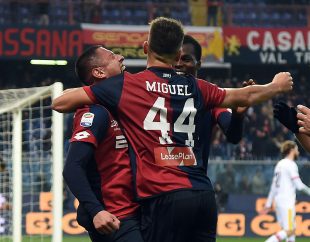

{"left": 92, "top": 67, "right": 107, "bottom": 79}
{"left": 196, "top": 60, "right": 201, "bottom": 70}
{"left": 143, "top": 41, "right": 148, "bottom": 54}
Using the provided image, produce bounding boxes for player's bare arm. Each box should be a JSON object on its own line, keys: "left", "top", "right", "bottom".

{"left": 297, "top": 105, "right": 310, "bottom": 135}
{"left": 52, "top": 87, "right": 92, "bottom": 112}
{"left": 62, "top": 87, "right": 79, "bottom": 94}
{"left": 233, "top": 79, "right": 256, "bottom": 115}
{"left": 220, "top": 72, "right": 293, "bottom": 108}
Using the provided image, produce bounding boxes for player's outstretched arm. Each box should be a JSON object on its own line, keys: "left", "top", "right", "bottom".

{"left": 52, "top": 87, "right": 93, "bottom": 113}
{"left": 297, "top": 105, "right": 310, "bottom": 135}
{"left": 220, "top": 72, "right": 293, "bottom": 108}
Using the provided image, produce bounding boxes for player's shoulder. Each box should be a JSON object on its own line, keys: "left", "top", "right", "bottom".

{"left": 279, "top": 158, "right": 297, "bottom": 168}
{"left": 196, "top": 78, "right": 220, "bottom": 89}
{"left": 127, "top": 69, "right": 155, "bottom": 79}
{"left": 125, "top": 69, "right": 148, "bottom": 76}
{"left": 100, "top": 72, "right": 125, "bottom": 86}
{"left": 74, "top": 104, "right": 111, "bottom": 126}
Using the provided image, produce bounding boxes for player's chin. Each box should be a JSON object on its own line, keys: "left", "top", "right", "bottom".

{"left": 121, "top": 65, "right": 126, "bottom": 72}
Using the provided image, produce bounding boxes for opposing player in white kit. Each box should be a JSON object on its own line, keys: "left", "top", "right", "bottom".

{"left": 260, "top": 140, "right": 310, "bottom": 242}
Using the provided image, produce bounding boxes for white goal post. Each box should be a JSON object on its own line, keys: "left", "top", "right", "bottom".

{"left": 0, "top": 82, "right": 63, "bottom": 242}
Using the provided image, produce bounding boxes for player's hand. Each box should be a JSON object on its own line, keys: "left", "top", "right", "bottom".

{"left": 273, "top": 101, "right": 299, "bottom": 133}
{"left": 259, "top": 207, "right": 271, "bottom": 215}
{"left": 234, "top": 79, "right": 256, "bottom": 115}
{"left": 242, "top": 79, "right": 256, "bottom": 87}
{"left": 297, "top": 105, "right": 310, "bottom": 135}
{"left": 271, "top": 72, "right": 293, "bottom": 93}
{"left": 93, "top": 210, "right": 120, "bottom": 234}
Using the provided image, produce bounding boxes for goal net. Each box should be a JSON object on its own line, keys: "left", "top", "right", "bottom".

{"left": 0, "top": 83, "right": 63, "bottom": 242}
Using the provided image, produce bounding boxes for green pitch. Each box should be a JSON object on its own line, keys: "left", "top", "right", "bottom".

{"left": 2, "top": 237, "right": 309, "bottom": 242}
{"left": 217, "top": 238, "right": 309, "bottom": 242}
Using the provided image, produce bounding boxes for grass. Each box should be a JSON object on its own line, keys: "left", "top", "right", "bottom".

{"left": 0, "top": 236, "right": 90, "bottom": 242}
{"left": 217, "top": 238, "right": 310, "bottom": 242}
{"left": 1, "top": 236, "right": 309, "bottom": 242}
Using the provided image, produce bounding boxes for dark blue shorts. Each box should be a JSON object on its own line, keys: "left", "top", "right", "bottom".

{"left": 140, "top": 190, "right": 218, "bottom": 242}
{"left": 88, "top": 215, "right": 144, "bottom": 242}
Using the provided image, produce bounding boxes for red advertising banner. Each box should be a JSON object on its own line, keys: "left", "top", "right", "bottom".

{"left": 224, "top": 27, "right": 310, "bottom": 64}
{"left": 0, "top": 25, "right": 223, "bottom": 62}
{"left": 81, "top": 24, "right": 223, "bottom": 63}
{"left": 0, "top": 26, "right": 83, "bottom": 59}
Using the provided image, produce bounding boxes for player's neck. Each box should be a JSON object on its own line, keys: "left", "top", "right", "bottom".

{"left": 147, "top": 53, "right": 174, "bottom": 69}
{"left": 286, "top": 153, "right": 295, "bottom": 161}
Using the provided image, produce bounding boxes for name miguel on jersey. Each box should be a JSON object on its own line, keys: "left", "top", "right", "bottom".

{"left": 146, "top": 81, "right": 192, "bottom": 96}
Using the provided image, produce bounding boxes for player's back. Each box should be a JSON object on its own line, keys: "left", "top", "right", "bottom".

{"left": 273, "top": 158, "right": 298, "bottom": 206}
{"left": 86, "top": 67, "right": 226, "bottom": 198}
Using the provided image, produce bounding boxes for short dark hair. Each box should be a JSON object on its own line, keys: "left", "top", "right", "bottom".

{"left": 183, "top": 34, "right": 202, "bottom": 61}
{"left": 280, "top": 140, "right": 296, "bottom": 157}
{"left": 149, "top": 17, "right": 184, "bottom": 61}
{"left": 75, "top": 45, "right": 103, "bottom": 85}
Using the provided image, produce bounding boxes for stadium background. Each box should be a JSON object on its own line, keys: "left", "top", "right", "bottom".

{"left": 0, "top": 0, "right": 309, "bottom": 241}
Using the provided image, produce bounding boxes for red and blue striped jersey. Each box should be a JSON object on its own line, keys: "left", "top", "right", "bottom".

{"left": 70, "top": 104, "right": 139, "bottom": 218}
{"left": 84, "top": 67, "right": 226, "bottom": 198}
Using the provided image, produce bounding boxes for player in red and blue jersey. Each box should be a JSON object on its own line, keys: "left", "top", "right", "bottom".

{"left": 175, "top": 35, "right": 256, "bottom": 166}
{"left": 55, "top": 17, "right": 293, "bottom": 242}
{"left": 63, "top": 45, "right": 144, "bottom": 242}
{"left": 171, "top": 34, "right": 255, "bottom": 237}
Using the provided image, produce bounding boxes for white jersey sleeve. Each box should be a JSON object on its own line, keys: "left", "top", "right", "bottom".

{"left": 293, "top": 178, "right": 310, "bottom": 195}
{"left": 265, "top": 174, "right": 277, "bottom": 208}
{"left": 288, "top": 162, "right": 310, "bottom": 194}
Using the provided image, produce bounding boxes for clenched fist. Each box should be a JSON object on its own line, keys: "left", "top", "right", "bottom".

{"left": 271, "top": 72, "right": 293, "bottom": 93}
{"left": 93, "top": 210, "right": 120, "bottom": 234}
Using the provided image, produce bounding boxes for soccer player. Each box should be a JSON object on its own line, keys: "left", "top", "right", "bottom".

{"left": 274, "top": 102, "right": 310, "bottom": 153}
{"left": 260, "top": 140, "right": 310, "bottom": 242}
{"left": 63, "top": 45, "right": 144, "bottom": 242}
{"left": 54, "top": 17, "right": 293, "bottom": 242}
{"left": 175, "top": 34, "right": 253, "bottom": 213}
{"left": 175, "top": 34, "right": 252, "bottom": 158}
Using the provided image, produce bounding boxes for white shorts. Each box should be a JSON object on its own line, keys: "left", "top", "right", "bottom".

{"left": 275, "top": 205, "right": 296, "bottom": 231}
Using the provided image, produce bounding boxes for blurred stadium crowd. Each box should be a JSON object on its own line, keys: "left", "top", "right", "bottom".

{"left": 1, "top": 0, "right": 310, "bottom": 27}
{"left": 1, "top": 0, "right": 310, "bottom": 200}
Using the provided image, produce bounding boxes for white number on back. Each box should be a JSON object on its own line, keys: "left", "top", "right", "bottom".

{"left": 174, "top": 98, "right": 196, "bottom": 146}
{"left": 143, "top": 97, "right": 197, "bottom": 146}
{"left": 143, "top": 97, "right": 172, "bottom": 144}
